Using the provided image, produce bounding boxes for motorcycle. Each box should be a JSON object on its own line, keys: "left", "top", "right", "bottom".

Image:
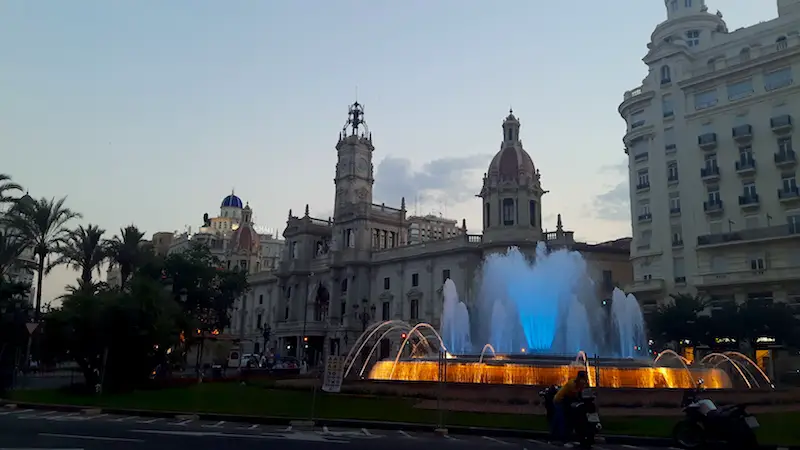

{"left": 539, "top": 385, "right": 602, "bottom": 448}
{"left": 672, "top": 379, "right": 759, "bottom": 449}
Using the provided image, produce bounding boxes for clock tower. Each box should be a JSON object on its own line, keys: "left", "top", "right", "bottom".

{"left": 333, "top": 101, "right": 374, "bottom": 215}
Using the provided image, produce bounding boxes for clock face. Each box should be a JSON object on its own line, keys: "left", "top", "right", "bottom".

{"left": 357, "top": 157, "right": 368, "bottom": 174}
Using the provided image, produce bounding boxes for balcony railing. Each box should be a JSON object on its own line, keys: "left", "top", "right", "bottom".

{"left": 698, "top": 133, "right": 718, "bottom": 149}
{"left": 636, "top": 183, "right": 650, "bottom": 190}
{"left": 703, "top": 200, "right": 723, "bottom": 213}
{"left": 701, "top": 165, "right": 720, "bottom": 178}
{"left": 778, "top": 187, "right": 800, "bottom": 200}
{"left": 771, "top": 114, "right": 793, "bottom": 132}
{"left": 735, "top": 158, "right": 756, "bottom": 172}
{"left": 738, "top": 194, "right": 759, "bottom": 206}
{"left": 637, "top": 213, "right": 652, "bottom": 222}
{"left": 697, "top": 223, "right": 800, "bottom": 246}
{"left": 732, "top": 124, "right": 753, "bottom": 140}
{"left": 774, "top": 150, "right": 796, "bottom": 165}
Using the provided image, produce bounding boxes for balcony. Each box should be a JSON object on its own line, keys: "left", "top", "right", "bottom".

{"left": 698, "top": 133, "right": 718, "bottom": 150}
{"left": 638, "top": 213, "right": 652, "bottom": 222}
{"left": 665, "top": 143, "right": 677, "bottom": 153}
{"left": 732, "top": 124, "right": 753, "bottom": 142}
{"left": 771, "top": 114, "right": 793, "bottom": 134}
{"left": 636, "top": 182, "right": 650, "bottom": 191}
{"left": 695, "top": 265, "right": 800, "bottom": 288}
{"left": 775, "top": 149, "right": 797, "bottom": 167}
{"left": 697, "top": 223, "right": 800, "bottom": 247}
{"left": 738, "top": 194, "right": 760, "bottom": 210}
{"left": 704, "top": 200, "right": 723, "bottom": 214}
{"left": 624, "top": 278, "right": 666, "bottom": 294}
{"left": 778, "top": 187, "right": 800, "bottom": 204}
{"left": 700, "top": 165, "right": 720, "bottom": 181}
{"left": 634, "top": 152, "right": 649, "bottom": 163}
{"left": 735, "top": 157, "right": 756, "bottom": 175}
{"left": 669, "top": 207, "right": 681, "bottom": 216}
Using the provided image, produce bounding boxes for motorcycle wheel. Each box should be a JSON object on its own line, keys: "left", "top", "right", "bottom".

{"left": 673, "top": 419, "right": 704, "bottom": 449}
{"left": 733, "top": 427, "right": 758, "bottom": 450}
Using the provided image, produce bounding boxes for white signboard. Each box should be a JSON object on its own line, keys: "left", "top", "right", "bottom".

{"left": 322, "top": 355, "right": 346, "bottom": 393}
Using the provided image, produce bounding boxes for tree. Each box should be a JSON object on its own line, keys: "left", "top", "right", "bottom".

{"left": 2, "top": 197, "right": 81, "bottom": 320}
{"left": 0, "top": 278, "right": 31, "bottom": 394}
{"left": 0, "top": 174, "right": 22, "bottom": 207}
{"left": 0, "top": 230, "right": 28, "bottom": 279}
{"left": 41, "top": 276, "right": 182, "bottom": 390}
{"left": 107, "top": 225, "right": 145, "bottom": 289}
{"left": 738, "top": 301, "right": 799, "bottom": 348}
{"left": 648, "top": 293, "right": 709, "bottom": 346}
{"left": 50, "top": 224, "right": 108, "bottom": 287}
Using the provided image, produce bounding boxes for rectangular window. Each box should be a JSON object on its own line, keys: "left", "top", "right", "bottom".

{"left": 637, "top": 169, "right": 650, "bottom": 187}
{"left": 259, "top": 294, "right": 263, "bottom": 305}
{"left": 639, "top": 229, "right": 652, "bottom": 247}
{"left": 662, "top": 95, "right": 674, "bottom": 117}
{"left": 639, "top": 202, "right": 651, "bottom": 216}
{"left": 673, "top": 257, "right": 685, "bottom": 278}
{"left": 704, "top": 153, "right": 718, "bottom": 169}
{"left": 708, "top": 188, "right": 721, "bottom": 203}
{"left": 779, "top": 137, "right": 793, "bottom": 154}
{"left": 410, "top": 299, "right": 419, "bottom": 320}
{"left": 529, "top": 200, "right": 537, "bottom": 226}
{"left": 442, "top": 269, "right": 451, "bottom": 284}
{"left": 743, "top": 181, "right": 757, "bottom": 198}
{"left": 686, "top": 30, "right": 700, "bottom": 47}
{"left": 502, "top": 198, "right": 515, "bottom": 226}
{"left": 782, "top": 175, "right": 797, "bottom": 192}
{"left": 411, "top": 273, "right": 419, "bottom": 287}
{"left": 727, "top": 79, "right": 754, "bottom": 100}
{"left": 739, "top": 145, "right": 753, "bottom": 160}
{"left": 602, "top": 270, "right": 613, "bottom": 290}
{"left": 664, "top": 127, "right": 676, "bottom": 151}
{"left": 788, "top": 214, "right": 800, "bottom": 233}
{"left": 671, "top": 225, "right": 683, "bottom": 245}
{"left": 256, "top": 314, "right": 262, "bottom": 329}
{"left": 669, "top": 191, "right": 681, "bottom": 212}
{"left": 694, "top": 89, "right": 717, "bottom": 110}
{"left": 667, "top": 161, "right": 679, "bottom": 181}
{"left": 765, "top": 67, "right": 793, "bottom": 91}
{"left": 382, "top": 301, "right": 390, "bottom": 321}
{"left": 383, "top": 277, "right": 390, "bottom": 290}
{"left": 684, "top": 0, "right": 692, "bottom": 7}
{"left": 630, "top": 110, "right": 645, "bottom": 129}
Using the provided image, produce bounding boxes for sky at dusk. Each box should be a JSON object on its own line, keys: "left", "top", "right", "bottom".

{"left": 0, "top": 0, "right": 777, "bottom": 304}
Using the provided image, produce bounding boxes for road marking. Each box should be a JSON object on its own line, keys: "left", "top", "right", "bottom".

{"left": 172, "top": 419, "right": 193, "bottom": 426}
{"left": 398, "top": 430, "right": 414, "bottom": 438}
{"left": 482, "top": 436, "right": 510, "bottom": 445}
{"left": 18, "top": 411, "right": 57, "bottom": 419}
{"left": 135, "top": 418, "right": 160, "bottom": 424}
{"left": 527, "top": 440, "right": 552, "bottom": 446}
{"left": 322, "top": 426, "right": 330, "bottom": 434}
{"left": 39, "top": 433, "right": 143, "bottom": 443}
{"left": 202, "top": 421, "right": 225, "bottom": 428}
{"left": 443, "top": 435, "right": 459, "bottom": 440}
{"left": 236, "top": 424, "right": 259, "bottom": 430}
{"left": 621, "top": 446, "right": 640, "bottom": 449}
{"left": 108, "top": 416, "right": 133, "bottom": 422}
{"left": 283, "top": 425, "right": 292, "bottom": 432}
{"left": 361, "top": 428, "right": 371, "bottom": 436}
{"left": 132, "top": 429, "right": 341, "bottom": 443}
{"left": 83, "top": 413, "right": 108, "bottom": 420}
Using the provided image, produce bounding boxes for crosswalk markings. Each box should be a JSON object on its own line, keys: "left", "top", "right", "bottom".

{"left": 397, "top": 430, "right": 414, "bottom": 438}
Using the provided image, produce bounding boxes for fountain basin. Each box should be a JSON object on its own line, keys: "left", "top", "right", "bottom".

{"left": 368, "top": 356, "right": 731, "bottom": 389}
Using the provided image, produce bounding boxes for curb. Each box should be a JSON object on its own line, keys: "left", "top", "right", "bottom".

{"left": 1, "top": 400, "right": 796, "bottom": 449}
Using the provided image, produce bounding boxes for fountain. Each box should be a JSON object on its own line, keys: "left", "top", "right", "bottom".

{"left": 354, "top": 244, "right": 770, "bottom": 389}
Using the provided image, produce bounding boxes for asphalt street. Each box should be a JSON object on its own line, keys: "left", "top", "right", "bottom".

{"left": 0, "top": 407, "right": 678, "bottom": 450}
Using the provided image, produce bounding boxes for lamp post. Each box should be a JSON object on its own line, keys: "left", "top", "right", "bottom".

{"left": 354, "top": 298, "right": 376, "bottom": 332}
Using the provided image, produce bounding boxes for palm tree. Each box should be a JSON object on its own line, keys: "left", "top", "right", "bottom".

{"left": 0, "top": 174, "right": 23, "bottom": 208}
{"left": 2, "top": 197, "right": 81, "bottom": 320}
{"left": 0, "top": 231, "right": 28, "bottom": 279}
{"left": 49, "top": 224, "right": 108, "bottom": 287}
{"left": 108, "top": 225, "right": 145, "bottom": 289}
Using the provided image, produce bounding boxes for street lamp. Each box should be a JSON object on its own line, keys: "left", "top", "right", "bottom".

{"left": 354, "top": 298, "right": 376, "bottom": 332}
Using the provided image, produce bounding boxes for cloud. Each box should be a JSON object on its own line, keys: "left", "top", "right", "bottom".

{"left": 593, "top": 182, "right": 630, "bottom": 221}
{"left": 374, "top": 154, "right": 491, "bottom": 208}
{"left": 599, "top": 159, "right": 628, "bottom": 175}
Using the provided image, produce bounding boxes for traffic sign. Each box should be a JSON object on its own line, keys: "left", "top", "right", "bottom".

{"left": 25, "top": 322, "right": 39, "bottom": 334}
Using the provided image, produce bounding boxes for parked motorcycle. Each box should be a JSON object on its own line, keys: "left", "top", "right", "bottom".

{"left": 539, "top": 385, "right": 602, "bottom": 448}
{"left": 672, "top": 379, "right": 759, "bottom": 449}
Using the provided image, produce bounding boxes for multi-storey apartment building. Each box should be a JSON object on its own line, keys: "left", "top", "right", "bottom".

{"left": 619, "top": 0, "right": 800, "bottom": 317}
{"left": 407, "top": 214, "right": 462, "bottom": 244}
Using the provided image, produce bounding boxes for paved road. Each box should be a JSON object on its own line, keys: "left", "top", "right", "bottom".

{"left": 0, "top": 407, "right": 677, "bottom": 450}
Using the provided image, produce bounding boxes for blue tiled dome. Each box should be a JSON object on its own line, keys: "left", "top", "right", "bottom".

{"left": 221, "top": 194, "right": 243, "bottom": 208}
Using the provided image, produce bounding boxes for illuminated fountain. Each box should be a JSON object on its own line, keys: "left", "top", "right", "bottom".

{"left": 348, "top": 244, "right": 771, "bottom": 389}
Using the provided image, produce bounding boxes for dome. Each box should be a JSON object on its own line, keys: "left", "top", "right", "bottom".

{"left": 488, "top": 146, "right": 536, "bottom": 179}
{"left": 221, "top": 194, "right": 243, "bottom": 208}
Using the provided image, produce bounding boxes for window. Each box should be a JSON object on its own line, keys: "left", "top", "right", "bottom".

{"left": 660, "top": 65, "right": 671, "bottom": 84}
{"left": 340, "top": 300, "right": 346, "bottom": 324}
{"left": 704, "top": 153, "right": 718, "bottom": 169}
{"left": 765, "top": 67, "right": 793, "bottom": 91}
{"left": 684, "top": 0, "right": 692, "bottom": 6}
{"left": 788, "top": 214, "right": 800, "bottom": 233}
{"left": 382, "top": 301, "right": 390, "bottom": 321}
{"left": 341, "top": 278, "right": 348, "bottom": 294}
{"left": 707, "top": 187, "right": 721, "bottom": 204}
{"left": 662, "top": 95, "right": 674, "bottom": 117}
{"left": 602, "top": 270, "right": 613, "bottom": 290}
{"left": 637, "top": 169, "right": 650, "bottom": 188}
{"left": 671, "top": 226, "right": 683, "bottom": 246}
{"left": 743, "top": 181, "right": 757, "bottom": 198}
{"left": 383, "top": 277, "right": 390, "bottom": 290}
{"left": 259, "top": 294, "right": 263, "bottom": 305}
{"left": 694, "top": 89, "right": 717, "bottom": 110}
{"left": 739, "top": 145, "right": 753, "bottom": 161}
{"left": 779, "top": 137, "right": 793, "bottom": 154}
{"left": 686, "top": 30, "right": 700, "bottom": 47}
{"left": 639, "top": 202, "right": 651, "bottom": 216}
{"left": 256, "top": 314, "right": 262, "bottom": 329}
{"left": 411, "top": 273, "right": 419, "bottom": 287}
{"left": 442, "top": 269, "right": 451, "bottom": 284}
{"left": 667, "top": 161, "right": 679, "bottom": 181}
{"left": 638, "top": 230, "right": 652, "bottom": 249}
{"left": 502, "top": 198, "right": 515, "bottom": 225}
{"left": 630, "top": 110, "right": 645, "bottom": 128}
{"left": 664, "top": 127, "right": 676, "bottom": 151}
{"left": 529, "top": 200, "right": 537, "bottom": 226}
{"left": 669, "top": 191, "right": 681, "bottom": 213}
{"left": 673, "top": 257, "right": 685, "bottom": 280}
{"left": 484, "top": 203, "right": 490, "bottom": 228}
{"left": 777, "top": 36, "right": 788, "bottom": 51}
{"left": 670, "top": 0, "right": 677, "bottom": 11}
{"left": 740, "top": 48, "right": 750, "bottom": 62}
{"left": 410, "top": 299, "right": 419, "bottom": 320}
{"left": 750, "top": 257, "right": 766, "bottom": 271}
{"left": 727, "top": 79, "right": 753, "bottom": 100}
{"left": 782, "top": 174, "right": 797, "bottom": 192}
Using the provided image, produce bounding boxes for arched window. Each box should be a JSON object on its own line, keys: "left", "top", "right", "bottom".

{"left": 739, "top": 47, "right": 750, "bottom": 62}
{"left": 502, "top": 198, "right": 515, "bottom": 226}
{"left": 777, "top": 36, "right": 788, "bottom": 51}
{"left": 660, "top": 65, "right": 671, "bottom": 84}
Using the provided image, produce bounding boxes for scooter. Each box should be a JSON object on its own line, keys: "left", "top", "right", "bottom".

{"left": 540, "top": 385, "right": 602, "bottom": 448}
{"left": 672, "top": 379, "right": 759, "bottom": 449}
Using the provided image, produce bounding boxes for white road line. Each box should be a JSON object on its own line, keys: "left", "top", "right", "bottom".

{"left": 443, "top": 435, "right": 459, "bottom": 440}
{"left": 283, "top": 426, "right": 292, "bottom": 432}
{"left": 18, "top": 411, "right": 57, "bottom": 419}
{"left": 398, "top": 430, "right": 414, "bottom": 438}
{"left": 83, "top": 413, "right": 108, "bottom": 420}
{"left": 621, "top": 446, "right": 640, "bottom": 449}
{"left": 527, "top": 439, "right": 552, "bottom": 446}
{"left": 108, "top": 416, "right": 133, "bottom": 422}
{"left": 202, "top": 421, "right": 225, "bottom": 428}
{"left": 135, "top": 418, "right": 160, "bottom": 424}
{"left": 172, "top": 419, "right": 193, "bottom": 426}
{"left": 39, "top": 433, "right": 143, "bottom": 443}
{"left": 482, "top": 436, "right": 510, "bottom": 445}
{"left": 236, "top": 424, "right": 259, "bottom": 430}
{"left": 361, "top": 428, "right": 371, "bottom": 436}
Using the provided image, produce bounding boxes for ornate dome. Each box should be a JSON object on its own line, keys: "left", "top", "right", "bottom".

{"left": 221, "top": 193, "right": 243, "bottom": 208}
{"left": 487, "top": 111, "right": 536, "bottom": 179}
